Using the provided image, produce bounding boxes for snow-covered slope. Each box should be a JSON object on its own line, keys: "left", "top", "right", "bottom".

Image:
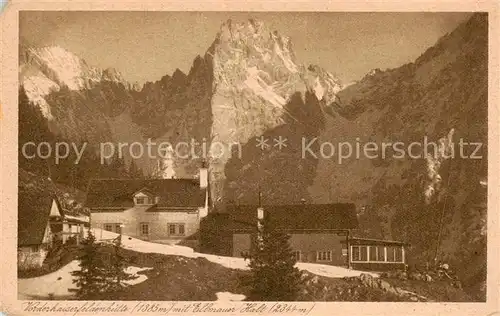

{"left": 20, "top": 46, "right": 128, "bottom": 119}
{"left": 18, "top": 260, "right": 151, "bottom": 299}
{"left": 94, "top": 228, "right": 375, "bottom": 278}
{"left": 18, "top": 228, "right": 376, "bottom": 299}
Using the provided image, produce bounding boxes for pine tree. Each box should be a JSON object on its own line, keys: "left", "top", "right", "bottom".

{"left": 107, "top": 235, "right": 138, "bottom": 292}
{"left": 108, "top": 155, "right": 128, "bottom": 178}
{"left": 70, "top": 230, "right": 109, "bottom": 299}
{"left": 240, "top": 215, "right": 304, "bottom": 301}
{"left": 128, "top": 159, "right": 143, "bottom": 179}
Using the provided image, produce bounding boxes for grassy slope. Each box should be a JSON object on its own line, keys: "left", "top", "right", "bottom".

{"left": 84, "top": 246, "right": 474, "bottom": 301}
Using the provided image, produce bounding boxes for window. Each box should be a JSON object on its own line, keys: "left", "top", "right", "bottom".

{"left": 352, "top": 246, "right": 369, "bottom": 262}
{"left": 168, "top": 223, "right": 186, "bottom": 236}
{"left": 104, "top": 223, "right": 122, "bottom": 233}
{"left": 387, "top": 246, "right": 396, "bottom": 262}
{"left": 316, "top": 251, "right": 332, "bottom": 262}
{"left": 341, "top": 243, "right": 348, "bottom": 256}
{"left": 360, "top": 246, "right": 368, "bottom": 261}
{"left": 169, "top": 224, "right": 176, "bottom": 235}
{"left": 395, "top": 247, "right": 403, "bottom": 262}
{"left": 31, "top": 245, "right": 39, "bottom": 252}
{"left": 369, "top": 246, "right": 377, "bottom": 261}
{"left": 352, "top": 246, "right": 360, "bottom": 261}
{"left": 292, "top": 251, "right": 301, "bottom": 262}
{"left": 377, "top": 246, "right": 386, "bottom": 262}
{"left": 140, "top": 223, "right": 149, "bottom": 236}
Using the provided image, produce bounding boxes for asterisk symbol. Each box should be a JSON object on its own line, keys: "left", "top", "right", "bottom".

{"left": 273, "top": 136, "right": 288, "bottom": 150}
{"left": 255, "top": 136, "right": 270, "bottom": 150}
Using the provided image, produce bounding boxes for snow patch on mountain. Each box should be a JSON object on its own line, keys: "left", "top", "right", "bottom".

{"left": 313, "top": 77, "right": 325, "bottom": 100}
{"left": 22, "top": 72, "right": 59, "bottom": 119}
{"left": 26, "top": 46, "right": 102, "bottom": 90}
{"left": 305, "top": 66, "right": 343, "bottom": 103}
{"left": 271, "top": 34, "right": 298, "bottom": 73}
{"left": 20, "top": 46, "right": 128, "bottom": 119}
{"left": 243, "top": 66, "right": 286, "bottom": 107}
{"left": 425, "top": 128, "right": 455, "bottom": 203}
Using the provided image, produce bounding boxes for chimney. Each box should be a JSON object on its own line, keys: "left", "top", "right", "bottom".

{"left": 257, "top": 188, "right": 264, "bottom": 219}
{"left": 257, "top": 207, "right": 264, "bottom": 220}
{"left": 199, "top": 159, "right": 208, "bottom": 189}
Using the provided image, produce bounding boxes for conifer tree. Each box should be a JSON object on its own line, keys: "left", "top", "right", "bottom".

{"left": 70, "top": 230, "right": 109, "bottom": 299}
{"left": 241, "top": 215, "right": 304, "bottom": 301}
{"left": 107, "top": 234, "right": 138, "bottom": 292}
{"left": 128, "top": 159, "right": 143, "bottom": 179}
{"left": 108, "top": 155, "right": 128, "bottom": 178}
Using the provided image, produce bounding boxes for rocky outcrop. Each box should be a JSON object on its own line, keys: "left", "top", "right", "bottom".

{"left": 298, "top": 271, "right": 430, "bottom": 302}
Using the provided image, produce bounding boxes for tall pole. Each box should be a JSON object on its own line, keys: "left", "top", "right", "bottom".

{"left": 433, "top": 159, "right": 454, "bottom": 266}
{"left": 258, "top": 186, "right": 262, "bottom": 207}
{"left": 346, "top": 230, "right": 351, "bottom": 269}
{"left": 115, "top": 225, "right": 123, "bottom": 287}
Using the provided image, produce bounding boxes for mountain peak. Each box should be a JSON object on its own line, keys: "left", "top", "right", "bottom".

{"left": 102, "top": 67, "right": 125, "bottom": 82}
{"left": 172, "top": 68, "right": 186, "bottom": 80}
{"left": 218, "top": 18, "right": 266, "bottom": 40}
{"left": 20, "top": 45, "right": 130, "bottom": 119}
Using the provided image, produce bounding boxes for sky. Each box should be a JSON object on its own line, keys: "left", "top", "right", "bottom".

{"left": 20, "top": 11, "right": 471, "bottom": 85}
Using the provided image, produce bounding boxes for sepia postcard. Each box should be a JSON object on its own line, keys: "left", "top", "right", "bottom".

{"left": 0, "top": 1, "right": 499, "bottom": 315}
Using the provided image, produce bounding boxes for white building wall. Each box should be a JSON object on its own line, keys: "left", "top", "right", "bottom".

{"left": 91, "top": 207, "right": 201, "bottom": 244}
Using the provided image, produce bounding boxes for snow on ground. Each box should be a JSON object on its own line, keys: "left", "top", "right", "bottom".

{"left": 18, "top": 260, "right": 81, "bottom": 299}
{"left": 19, "top": 229, "right": 376, "bottom": 299}
{"left": 297, "top": 262, "right": 377, "bottom": 278}
{"left": 18, "top": 260, "right": 152, "bottom": 299}
{"left": 93, "top": 228, "right": 377, "bottom": 278}
{"left": 125, "top": 266, "right": 154, "bottom": 285}
{"left": 216, "top": 292, "right": 246, "bottom": 301}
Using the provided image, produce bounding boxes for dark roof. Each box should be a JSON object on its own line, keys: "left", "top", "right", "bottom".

{"left": 18, "top": 175, "right": 58, "bottom": 246}
{"left": 345, "top": 237, "right": 410, "bottom": 246}
{"left": 221, "top": 203, "right": 358, "bottom": 231}
{"left": 85, "top": 179, "right": 206, "bottom": 209}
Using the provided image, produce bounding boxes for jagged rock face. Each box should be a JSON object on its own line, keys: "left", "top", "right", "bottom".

{"left": 309, "top": 13, "right": 487, "bottom": 298}
{"left": 210, "top": 19, "right": 342, "bottom": 148}
{"left": 19, "top": 46, "right": 134, "bottom": 144}
{"left": 20, "top": 46, "right": 128, "bottom": 119}
{"left": 207, "top": 19, "right": 343, "bottom": 199}
{"left": 20, "top": 19, "right": 345, "bottom": 197}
